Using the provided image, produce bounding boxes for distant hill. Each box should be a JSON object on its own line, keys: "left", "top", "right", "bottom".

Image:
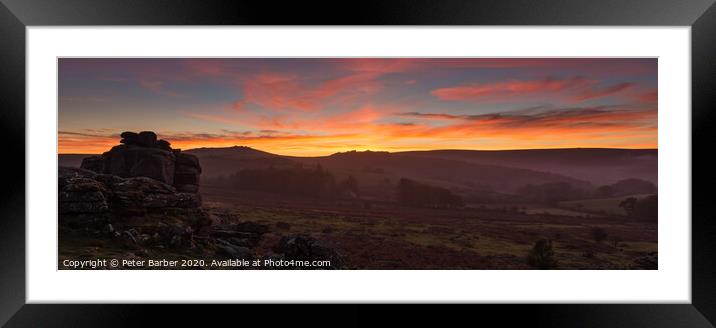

{"left": 397, "top": 148, "right": 657, "bottom": 186}
{"left": 183, "top": 146, "right": 295, "bottom": 178}
{"left": 59, "top": 146, "right": 657, "bottom": 197}
{"left": 184, "top": 145, "right": 277, "bottom": 159}
{"left": 292, "top": 150, "right": 592, "bottom": 195}
{"left": 58, "top": 154, "right": 94, "bottom": 168}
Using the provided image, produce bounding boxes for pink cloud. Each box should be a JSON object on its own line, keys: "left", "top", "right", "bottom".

{"left": 633, "top": 90, "right": 658, "bottom": 103}
{"left": 233, "top": 71, "right": 382, "bottom": 112}
{"left": 331, "top": 58, "right": 656, "bottom": 78}
{"left": 432, "top": 77, "right": 634, "bottom": 104}
{"left": 432, "top": 77, "right": 587, "bottom": 101}
{"left": 185, "top": 112, "right": 243, "bottom": 125}
{"left": 571, "top": 82, "right": 634, "bottom": 102}
{"left": 138, "top": 79, "right": 184, "bottom": 97}
{"left": 182, "top": 59, "right": 227, "bottom": 77}
{"left": 254, "top": 105, "right": 384, "bottom": 133}
{"left": 394, "top": 106, "right": 657, "bottom": 139}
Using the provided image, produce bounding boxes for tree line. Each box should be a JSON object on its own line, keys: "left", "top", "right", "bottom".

{"left": 518, "top": 178, "right": 657, "bottom": 206}
{"left": 213, "top": 165, "right": 358, "bottom": 198}
{"left": 595, "top": 178, "right": 657, "bottom": 198}
{"left": 396, "top": 178, "right": 464, "bottom": 209}
{"left": 619, "top": 195, "right": 657, "bottom": 221}
{"left": 210, "top": 165, "right": 466, "bottom": 209}
{"left": 517, "top": 182, "right": 588, "bottom": 205}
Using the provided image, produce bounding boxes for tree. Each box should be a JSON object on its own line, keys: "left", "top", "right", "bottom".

{"left": 595, "top": 185, "right": 615, "bottom": 197}
{"left": 609, "top": 235, "right": 623, "bottom": 248}
{"left": 632, "top": 195, "right": 658, "bottom": 221}
{"left": 526, "top": 239, "right": 558, "bottom": 269}
{"left": 619, "top": 197, "right": 638, "bottom": 217}
{"left": 590, "top": 227, "right": 608, "bottom": 243}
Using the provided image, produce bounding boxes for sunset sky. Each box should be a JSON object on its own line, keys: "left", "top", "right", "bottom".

{"left": 58, "top": 58, "right": 657, "bottom": 156}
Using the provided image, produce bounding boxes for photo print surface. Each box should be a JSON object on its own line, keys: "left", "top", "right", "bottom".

{"left": 58, "top": 58, "right": 657, "bottom": 270}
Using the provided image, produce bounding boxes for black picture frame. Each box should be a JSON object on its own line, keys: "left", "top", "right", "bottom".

{"left": 1, "top": 0, "right": 714, "bottom": 326}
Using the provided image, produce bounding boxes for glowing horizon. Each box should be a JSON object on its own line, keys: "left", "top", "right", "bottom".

{"left": 58, "top": 141, "right": 659, "bottom": 157}
{"left": 59, "top": 58, "right": 657, "bottom": 156}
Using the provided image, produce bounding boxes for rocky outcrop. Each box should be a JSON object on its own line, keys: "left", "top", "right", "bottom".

{"left": 59, "top": 166, "right": 210, "bottom": 244}
{"left": 80, "top": 131, "right": 201, "bottom": 193}
{"left": 633, "top": 252, "right": 657, "bottom": 270}
{"left": 273, "top": 235, "right": 346, "bottom": 269}
{"left": 210, "top": 222, "right": 270, "bottom": 249}
{"left": 61, "top": 132, "right": 347, "bottom": 269}
{"left": 174, "top": 152, "right": 202, "bottom": 193}
{"left": 58, "top": 167, "right": 110, "bottom": 215}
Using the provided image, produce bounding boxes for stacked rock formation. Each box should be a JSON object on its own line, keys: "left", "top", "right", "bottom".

{"left": 61, "top": 132, "right": 208, "bottom": 249}
{"left": 80, "top": 131, "right": 201, "bottom": 193}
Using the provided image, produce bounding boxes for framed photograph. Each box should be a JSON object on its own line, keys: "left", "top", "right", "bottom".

{"left": 1, "top": 0, "right": 714, "bottom": 326}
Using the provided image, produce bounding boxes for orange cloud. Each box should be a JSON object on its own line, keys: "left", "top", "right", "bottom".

{"left": 58, "top": 131, "right": 119, "bottom": 154}
{"left": 240, "top": 105, "right": 384, "bottom": 133}
{"left": 390, "top": 106, "right": 657, "bottom": 145}
{"left": 61, "top": 103, "right": 657, "bottom": 156}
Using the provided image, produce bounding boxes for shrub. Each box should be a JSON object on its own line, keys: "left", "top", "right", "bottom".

{"left": 609, "top": 235, "right": 623, "bottom": 248}
{"left": 275, "top": 222, "right": 291, "bottom": 231}
{"left": 590, "top": 227, "right": 608, "bottom": 243}
{"left": 526, "top": 239, "right": 558, "bottom": 269}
